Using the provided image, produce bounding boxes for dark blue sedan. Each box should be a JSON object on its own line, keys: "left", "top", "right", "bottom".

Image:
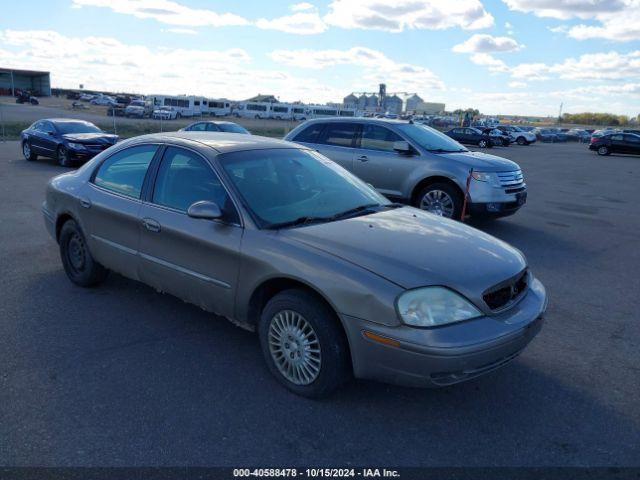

{"left": 21, "top": 119, "right": 118, "bottom": 167}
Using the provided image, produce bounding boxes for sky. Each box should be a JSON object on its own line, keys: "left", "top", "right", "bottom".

{"left": 1, "top": 0, "right": 639, "bottom": 117}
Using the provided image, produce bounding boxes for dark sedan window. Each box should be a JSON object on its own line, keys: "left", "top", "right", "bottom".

{"left": 318, "top": 123, "right": 358, "bottom": 147}
{"left": 56, "top": 121, "right": 102, "bottom": 134}
{"left": 626, "top": 135, "right": 640, "bottom": 143}
{"left": 41, "top": 122, "right": 56, "bottom": 134}
{"left": 611, "top": 134, "right": 623, "bottom": 141}
{"left": 360, "top": 124, "right": 403, "bottom": 152}
{"left": 293, "top": 124, "right": 324, "bottom": 143}
{"left": 94, "top": 145, "right": 158, "bottom": 198}
{"left": 217, "top": 123, "right": 249, "bottom": 134}
{"left": 188, "top": 123, "right": 208, "bottom": 131}
{"left": 152, "top": 147, "right": 236, "bottom": 221}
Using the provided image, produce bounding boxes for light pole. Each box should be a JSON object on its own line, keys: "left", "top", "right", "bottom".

{"left": 0, "top": 101, "right": 5, "bottom": 143}
{"left": 111, "top": 106, "right": 117, "bottom": 135}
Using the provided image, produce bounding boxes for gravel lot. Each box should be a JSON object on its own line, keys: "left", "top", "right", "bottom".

{"left": 0, "top": 139, "right": 638, "bottom": 467}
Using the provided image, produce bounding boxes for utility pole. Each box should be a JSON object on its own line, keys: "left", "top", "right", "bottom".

{"left": 0, "top": 101, "right": 5, "bottom": 143}
{"left": 558, "top": 102, "right": 563, "bottom": 123}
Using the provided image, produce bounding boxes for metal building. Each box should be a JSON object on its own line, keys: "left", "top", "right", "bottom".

{"left": 405, "top": 94, "right": 424, "bottom": 113}
{"left": 383, "top": 94, "right": 403, "bottom": 114}
{"left": 343, "top": 94, "right": 358, "bottom": 109}
{"left": 0, "top": 68, "right": 51, "bottom": 96}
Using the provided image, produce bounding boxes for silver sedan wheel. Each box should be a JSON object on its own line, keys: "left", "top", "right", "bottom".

{"left": 268, "top": 310, "right": 321, "bottom": 385}
{"left": 420, "top": 190, "right": 455, "bottom": 218}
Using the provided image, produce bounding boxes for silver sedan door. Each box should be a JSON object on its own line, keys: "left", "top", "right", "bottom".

{"left": 313, "top": 122, "right": 358, "bottom": 173}
{"left": 353, "top": 124, "right": 419, "bottom": 199}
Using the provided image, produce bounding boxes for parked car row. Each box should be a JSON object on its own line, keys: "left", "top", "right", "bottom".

{"left": 444, "top": 126, "right": 531, "bottom": 148}
{"left": 40, "top": 121, "right": 547, "bottom": 397}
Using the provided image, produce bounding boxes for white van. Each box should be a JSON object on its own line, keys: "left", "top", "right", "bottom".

{"left": 205, "top": 99, "right": 232, "bottom": 117}
{"left": 271, "top": 103, "right": 292, "bottom": 120}
{"left": 309, "top": 106, "right": 339, "bottom": 119}
{"left": 269, "top": 104, "right": 309, "bottom": 121}
{"left": 237, "top": 102, "right": 272, "bottom": 119}
{"left": 150, "top": 95, "right": 200, "bottom": 118}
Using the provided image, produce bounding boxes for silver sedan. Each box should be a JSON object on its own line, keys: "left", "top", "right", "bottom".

{"left": 42, "top": 132, "right": 547, "bottom": 397}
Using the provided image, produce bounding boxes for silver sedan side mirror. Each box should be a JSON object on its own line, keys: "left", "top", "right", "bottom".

{"left": 187, "top": 201, "right": 222, "bottom": 220}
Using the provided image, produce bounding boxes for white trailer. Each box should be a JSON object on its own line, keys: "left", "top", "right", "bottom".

{"left": 149, "top": 95, "right": 201, "bottom": 118}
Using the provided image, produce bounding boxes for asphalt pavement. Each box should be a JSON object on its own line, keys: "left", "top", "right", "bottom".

{"left": 1, "top": 140, "right": 638, "bottom": 467}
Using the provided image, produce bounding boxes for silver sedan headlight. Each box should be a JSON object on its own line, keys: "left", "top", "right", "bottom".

{"left": 396, "top": 287, "right": 482, "bottom": 327}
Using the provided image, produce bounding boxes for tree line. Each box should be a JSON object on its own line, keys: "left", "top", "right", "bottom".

{"left": 560, "top": 112, "right": 632, "bottom": 126}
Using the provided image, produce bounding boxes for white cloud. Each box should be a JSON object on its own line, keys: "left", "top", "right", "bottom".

{"left": 505, "top": 21, "right": 515, "bottom": 35}
{"left": 269, "top": 46, "right": 445, "bottom": 92}
{"left": 468, "top": 48, "right": 640, "bottom": 83}
{"left": 291, "top": 2, "right": 315, "bottom": 11}
{"left": 469, "top": 53, "right": 510, "bottom": 73}
{"left": 0, "top": 29, "right": 344, "bottom": 103}
{"left": 548, "top": 25, "right": 569, "bottom": 33}
{"left": 256, "top": 11, "right": 327, "bottom": 34}
{"left": 165, "top": 28, "right": 197, "bottom": 35}
{"left": 453, "top": 84, "right": 639, "bottom": 116}
{"left": 510, "top": 62, "right": 552, "bottom": 80}
{"left": 502, "top": 0, "right": 625, "bottom": 19}
{"left": 71, "top": 0, "right": 249, "bottom": 27}
{"left": 324, "top": 0, "right": 494, "bottom": 32}
{"left": 549, "top": 50, "right": 640, "bottom": 80}
{"left": 453, "top": 34, "right": 522, "bottom": 53}
{"left": 502, "top": 0, "right": 640, "bottom": 41}
{"left": 508, "top": 81, "right": 527, "bottom": 88}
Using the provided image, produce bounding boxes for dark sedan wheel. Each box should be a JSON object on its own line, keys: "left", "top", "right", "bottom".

{"left": 597, "top": 146, "right": 610, "bottom": 156}
{"left": 416, "top": 183, "right": 462, "bottom": 219}
{"left": 57, "top": 146, "right": 72, "bottom": 167}
{"left": 22, "top": 141, "right": 37, "bottom": 161}
{"left": 259, "top": 289, "right": 350, "bottom": 398}
{"left": 516, "top": 136, "right": 527, "bottom": 146}
{"left": 59, "top": 220, "right": 108, "bottom": 287}
{"left": 478, "top": 139, "right": 488, "bottom": 148}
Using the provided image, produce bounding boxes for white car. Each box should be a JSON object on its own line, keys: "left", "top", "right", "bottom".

{"left": 496, "top": 125, "right": 537, "bottom": 146}
{"left": 79, "top": 93, "right": 95, "bottom": 101}
{"left": 90, "top": 96, "right": 117, "bottom": 106}
{"left": 152, "top": 106, "right": 178, "bottom": 120}
{"left": 125, "top": 100, "right": 152, "bottom": 118}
